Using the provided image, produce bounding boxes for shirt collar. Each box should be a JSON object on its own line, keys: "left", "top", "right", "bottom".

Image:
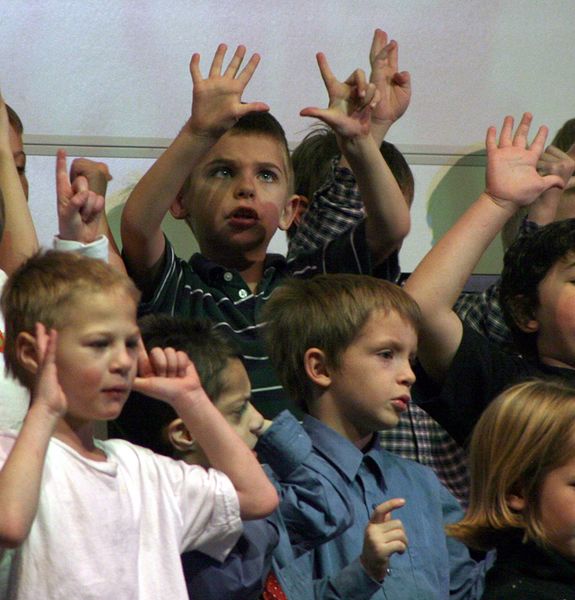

{"left": 302, "top": 414, "right": 383, "bottom": 482}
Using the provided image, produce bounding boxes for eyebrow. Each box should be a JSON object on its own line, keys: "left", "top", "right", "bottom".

{"left": 205, "top": 157, "right": 285, "bottom": 174}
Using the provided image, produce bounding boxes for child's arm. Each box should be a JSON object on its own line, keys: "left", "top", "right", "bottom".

{"left": 0, "top": 91, "right": 38, "bottom": 275}
{"left": 301, "top": 52, "right": 410, "bottom": 265}
{"left": 133, "top": 346, "right": 278, "bottom": 520}
{"left": 121, "top": 45, "right": 268, "bottom": 291}
{"left": 404, "top": 114, "right": 564, "bottom": 383}
{"left": 0, "top": 325, "right": 66, "bottom": 547}
{"left": 368, "top": 28, "right": 411, "bottom": 148}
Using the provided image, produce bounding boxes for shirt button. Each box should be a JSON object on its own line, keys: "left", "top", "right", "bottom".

{"left": 223, "top": 272, "right": 233, "bottom": 282}
{"left": 239, "top": 289, "right": 248, "bottom": 299}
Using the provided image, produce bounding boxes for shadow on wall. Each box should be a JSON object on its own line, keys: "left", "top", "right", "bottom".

{"left": 426, "top": 149, "right": 504, "bottom": 274}
{"left": 106, "top": 182, "right": 200, "bottom": 260}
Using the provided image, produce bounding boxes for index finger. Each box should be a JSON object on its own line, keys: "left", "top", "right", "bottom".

{"left": 56, "top": 149, "right": 72, "bottom": 196}
{"left": 315, "top": 52, "right": 337, "bottom": 90}
{"left": 370, "top": 498, "right": 406, "bottom": 523}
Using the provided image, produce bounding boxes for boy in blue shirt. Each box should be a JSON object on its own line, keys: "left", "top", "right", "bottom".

{"left": 261, "top": 274, "right": 489, "bottom": 599}
{"left": 121, "top": 314, "right": 354, "bottom": 599}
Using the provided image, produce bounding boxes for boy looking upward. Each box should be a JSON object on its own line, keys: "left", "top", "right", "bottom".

{"left": 0, "top": 251, "right": 277, "bottom": 599}
{"left": 403, "top": 114, "right": 568, "bottom": 445}
{"left": 121, "top": 41, "right": 408, "bottom": 418}
{"left": 261, "top": 274, "right": 488, "bottom": 599}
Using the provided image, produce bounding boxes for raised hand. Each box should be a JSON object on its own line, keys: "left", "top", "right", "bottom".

{"left": 70, "top": 157, "right": 112, "bottom": 197}
{"left": 189, "top": 44, "right": 269, "bottom": 138}
{"left": 56, "top": 150, "right": 105, "bottom": 243}
{"left": 369, "top": 29, "right": 411, "bottom": 136}
{"left": 536, "top": 144, "right": 575, "bottom": 190}
{"left": 300, "top": 53, "right": 380, "bottom": 139}
{"left": 32, "top": 323, "right": 67, "bottom": 418}
{"left": 485, "top": 113, "right": 565, "bottom": 208}
{"left": 360, "top": 498, "right": 407, "bottom": 582}
{"left": 133, "top": 345, "right": 207, "bottom": 408}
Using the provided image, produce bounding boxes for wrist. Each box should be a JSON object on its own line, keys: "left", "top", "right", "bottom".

{"left": 481, "top": 190, "right": 520, "bottom": 215}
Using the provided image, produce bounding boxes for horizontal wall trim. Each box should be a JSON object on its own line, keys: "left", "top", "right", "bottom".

{"left": 24, "top": 135, "right": 487, "bottom": 167}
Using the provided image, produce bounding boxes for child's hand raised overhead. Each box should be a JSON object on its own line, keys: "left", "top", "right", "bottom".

{"left": 369, "top": 29, "right": 411, "bottom": 140}
{"left": 188, "top": 44, "right": 269, "bottom": 139}
{"left": 32, "top": 323, "right": 67, "bottom": 419}
{"left": 133, "top": 345, "right": 208, "bottom": 408}
{"left": 537, "top": 144, "right": 575, "bottom": 188}
{"left": 485, "top": 113, "right": 565, "bottom": 209}
{"left": 301, "top": 53, "right": 380, "bottom": 140}
{"left": 56, "top": 150, "right": 106, "bottom": 244}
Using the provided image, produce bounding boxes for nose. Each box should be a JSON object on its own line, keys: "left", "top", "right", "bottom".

{"left": 399, "top": 359, "right": 416, "bottom": 388}
{"left": 234, "top": 173, "right": 256, "bottom": 200}
{"left": 111, "top": 343, "right": 136, "bottom": 374}
{"left": 249, "top": 404, "right": 265, "bottom": 434}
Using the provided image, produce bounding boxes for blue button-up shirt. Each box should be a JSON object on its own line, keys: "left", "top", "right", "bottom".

{"left": 296, "top": 416, "right": 489, "bottom": 599}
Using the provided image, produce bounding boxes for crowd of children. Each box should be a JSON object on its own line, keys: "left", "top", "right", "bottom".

{"left": 1, "top": 25, "right": 575, "bottom": 599}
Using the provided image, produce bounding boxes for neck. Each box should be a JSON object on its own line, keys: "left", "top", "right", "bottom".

{"left": 54, "top": 418, "right": 107, "bottom": 461}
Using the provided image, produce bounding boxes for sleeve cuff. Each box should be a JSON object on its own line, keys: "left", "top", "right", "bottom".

{"left": 256, "top": 410, "right": 312, "bottom": 478}
{"left": 329, "top": 557, "right": 383, "bottom": 599}
{"left": 53, "top": 235, "right": 109, "bottom": 262}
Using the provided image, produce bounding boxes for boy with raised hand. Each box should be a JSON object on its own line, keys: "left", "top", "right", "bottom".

{"left": 0, "top": 251, "right": 277, "bottom": 599}
{"left": 261, "top": 274, "right": 488, "bottom": 599}
{"left": 289, "top": 28, "right": 411, "bottom": 271}
{"left": 121, "top": 42, "right": 406, "bottom": 418}
{"left": 404, "top": 114, "right": 566, "bottom": 444}
{"left": 118, "top": 314, "right": 354, "bottom": 600}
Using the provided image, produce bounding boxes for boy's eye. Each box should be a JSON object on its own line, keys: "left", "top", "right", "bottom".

{"left": 377, "top": 349, "right": 394, "bottom": 360}
{"left": 258, "top": 170, "right": 278, "bottom": 183}
{"left": 88, "top": 339, "right": 109, "bottom": 349}
{"left": 126, "top": 337, "right": 140, "bottom": 350}
{"left": 210, "top": 166, "right": 233, "bottom": 179}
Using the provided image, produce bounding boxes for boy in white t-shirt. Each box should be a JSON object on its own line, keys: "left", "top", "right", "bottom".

{"left": 0, "top": 250, "right": 278, "bottom": 599}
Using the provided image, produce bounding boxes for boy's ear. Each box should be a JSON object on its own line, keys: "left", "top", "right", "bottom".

{"left": 166, "top": 418, "right": 196, "bottom": 452}
{"left": 279, "top": 195, "right": 306, "bottom": 231}
{"left": 169, "top": 188, "right": 189, "bottom": 220}
{"left": 304, "top": 347, "right": 332, "bottom": 388}
{"left": 291, "top": 195, "right": 309, "bottom": 228}
{"left": 510, "top": 295, "right": 539, "bottom": 333}
{"left": 506, "top": 491, "right": 526, "bottom": 512}
{"left": 16, "top": 331, "right": 41, "bottom": 376}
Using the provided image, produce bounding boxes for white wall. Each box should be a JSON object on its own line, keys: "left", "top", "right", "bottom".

{"left": 3, "top": 0, "right": 573, "bottom": 271}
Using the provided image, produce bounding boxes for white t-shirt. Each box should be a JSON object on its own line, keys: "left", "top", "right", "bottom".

{"left": 0, "top": 271, "right": 29, "bottom": 431}
{"left": 0, "top": 434, "right": 242, "bottom": 599}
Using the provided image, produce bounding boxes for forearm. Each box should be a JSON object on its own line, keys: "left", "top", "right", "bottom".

{"left": 121, "top": 124, "right": 215, "bottom": 272}
{"left": 0, "top": 403, "right": 58, "bottom": 547}
{"left": 173, "top": 392, "right": 278, "bottom": 520}
{"left": 338, "top": 134, "right": 409, "bottom": 264}
{"left": 0, "top": 149, "right": 38, "bottom": 274}
{"left": 405, "top": 193, "right": 516, "bottom": 381}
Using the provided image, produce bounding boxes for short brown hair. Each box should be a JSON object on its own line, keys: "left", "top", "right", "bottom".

{"left": 2, "top": 251, "right": 140, "bottom": 387}
{"left": 447, "top": 379, "right": 575, "bottom": 550}
{"left": 261, "top": 274, "right": 420, "bottom": 411}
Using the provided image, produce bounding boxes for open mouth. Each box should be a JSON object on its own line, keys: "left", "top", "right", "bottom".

{"left": 228, "top": 207, "right": 259, "bottom": 228}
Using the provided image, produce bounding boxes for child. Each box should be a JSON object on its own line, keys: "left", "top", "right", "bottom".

{"left": 403, "top": 114, "right": 568, "bottom": 445}
{"left": 120, "top": 40, "right": 407, "bottom": 418}
{"left": 117, "top": 314, "right": 354, "bottom": 600}
{"left": 260, "top": 273, "right": 489, "bottom": 599}
{"left": 447, "top": 379, "right": 575, "bottom": 598}
{"left": 0, "top": 251, "right": 277, "bottom": 598}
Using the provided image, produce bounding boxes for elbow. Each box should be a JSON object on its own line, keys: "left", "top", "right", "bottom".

{"left": 239, "top": 483, "right": 279, "bottom": 521}
{"left": 0, "top": 520, "right": 30, "bottom": 549}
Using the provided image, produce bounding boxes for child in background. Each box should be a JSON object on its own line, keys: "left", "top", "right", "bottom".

{"left": 0, "top": 251, "right": 277, "bottom": 599}
{"left": 118, "top": 314, "right": 354, "bottom": 600}
{"left": 121, "top": 38, "right": 408, "bottom": 418}
{"left": 261, "top": 273, "right": 489, "bottom": 599}
{"left": 448, "top": 379, "right": 575, "bottom": 598}
{"left": 404, "top": 114, "right": 568, "bottom": 446}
